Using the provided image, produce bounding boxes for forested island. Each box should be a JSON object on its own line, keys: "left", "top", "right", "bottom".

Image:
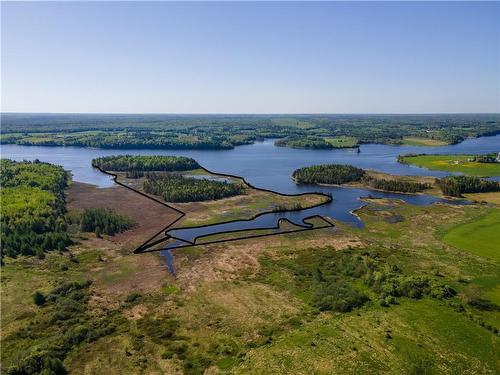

{"left": 2, "top": 113, "right": 499, "bottom": 150}
{"left": 92, "top": 155, "right": 200, "bottom": 172}
{"left": 292, "top": 164, "right": 431, "bottom": 193}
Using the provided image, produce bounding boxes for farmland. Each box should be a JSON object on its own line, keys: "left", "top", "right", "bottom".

{"left": 399, "top": 154, "right": 500, "bottom": 177}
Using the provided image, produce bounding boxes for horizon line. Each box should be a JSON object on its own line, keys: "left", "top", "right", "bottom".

{"left": 2, "top": 112, "right": 499, "bottom": 116}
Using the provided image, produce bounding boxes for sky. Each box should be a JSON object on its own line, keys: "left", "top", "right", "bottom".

{"left": 1, "top": 1, "right": 499, "bottom": 114}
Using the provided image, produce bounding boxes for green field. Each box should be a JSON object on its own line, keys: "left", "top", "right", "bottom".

{"left": 402, "top": 137, "right": 448, "bottom": 146}
{"left": 443, "top": 209, "right": 500, "bottom": 261}
{"left": 400, "top": 154, "right": 500, "bottom": 177}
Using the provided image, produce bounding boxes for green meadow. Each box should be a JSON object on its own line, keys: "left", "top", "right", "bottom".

{"left": 400, "top": 154, "right": 500, "bottom": 177}
{"left": 443, "top": 209, "right": 500, "bottom": 261}
{"left": 402, "top": 137, "right": 448, "bottom": 146}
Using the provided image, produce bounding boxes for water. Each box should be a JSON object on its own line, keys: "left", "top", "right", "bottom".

{"left": 2, "top": 135, "right": 497, "bottom": 268}
{"left": 2, "top": 135, "right": 498, "bottom": 191}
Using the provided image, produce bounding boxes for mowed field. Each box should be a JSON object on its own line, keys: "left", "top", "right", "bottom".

{"left": 402, "top": 137, "right": 448, "bottom": 146}
{"left": 400, "top": 154, "right": 500, "bottom": 177}
{"left": 443, "top": 209, "right": 500, "bottom": 261}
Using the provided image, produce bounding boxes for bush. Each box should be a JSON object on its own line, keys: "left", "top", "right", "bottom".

{"left": 33, "top": 291, "right": 46, "bottom": 306}
{"left": 313, "top": 280, "right": 369, "bottom": 312}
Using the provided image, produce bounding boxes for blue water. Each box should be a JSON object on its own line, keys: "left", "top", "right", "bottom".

{"left": 2, "top": 135, "right": 498, "bottom": 190}
{"left": 2, "top": 135, "right": 497, "bottom": 221}
{"left": 1, "top": 135, "right": 497, "bottom": 268}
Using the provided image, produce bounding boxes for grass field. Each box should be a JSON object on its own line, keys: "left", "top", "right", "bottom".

{"left": 400, "top": 154, "right": 500, "bottom": 177}
{"left": 464, "top": 191, "right": 500, "bottom": 206}
{"left": 402, "top": 137, "right": 449, "bottom": 146}
{"left": 443, "top": 209, "right": 500, "bottom": 261}
{"left": 234, "top": 299, "right": 499, "bottom": 374}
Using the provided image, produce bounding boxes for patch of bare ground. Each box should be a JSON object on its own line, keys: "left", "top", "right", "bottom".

{"left": 123, "top": 303, "right": 149, "bottom": 320}
{"left": 175, "top": 241, "right": 262, "bottom": 292}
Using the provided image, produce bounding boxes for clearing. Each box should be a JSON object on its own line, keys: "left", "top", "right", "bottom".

{"left": 399, "top": 154, "right": 500, "bottom": 177}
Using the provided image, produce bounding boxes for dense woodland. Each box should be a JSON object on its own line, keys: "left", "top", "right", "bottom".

{"left": 363, "top": 177, "right": 430, "bottom": 193}
{"left": 75, "top": 208, "right": 135, "bottom": 237}
{"left": 143, "top": 174, "right": 244, "bottom": 202}
{"left": 436, "top": 176, "right": 500, "bottom": 197}
{"left": 2, "top": 113, "right": 499, "bottom": 149}
{"left": 1, "top": 159, "right": 72, "bottom": 260}
{"left": 92, "top": 155, "right": 200, "bottom": 172}
{"left": 292, "top": 164, "right": 366, "bottom": 185}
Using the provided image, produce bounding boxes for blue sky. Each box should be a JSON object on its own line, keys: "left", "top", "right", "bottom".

{"left": 1, "top": 1, "right": 499, "bottom": 113}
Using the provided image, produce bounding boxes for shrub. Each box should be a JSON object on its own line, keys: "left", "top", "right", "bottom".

{"left": 33, "top": 291, "right": 46, "bottom": 306}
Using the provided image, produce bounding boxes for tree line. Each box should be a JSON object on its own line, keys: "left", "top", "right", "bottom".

{"left": 2, "top": 113, "right": 499, "bottom": 149}
{"left": 436, "top": 176, "right": 500, "bottom": 197}
{"left": 363, "top": 177, "right": 430, "bottom": 193}
{"left": 275, "top": 136, "right": 336, "bottom": 149}
{"left": 1, "top": 159, "right": 72, "bottom": 260}
{"left": 143, "top": 174, "right": 244, "bottom": 202}
{"left": 292, "top": 163, "right": 431, "bottom": 193}
{"left": 92, "top": 155, "right": 200, "bottom": 172}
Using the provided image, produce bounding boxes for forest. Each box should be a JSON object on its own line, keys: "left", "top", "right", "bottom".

{"left": 292, "top": 164, "right": 366, "bottom": 185}
{"left": 0, "top": 159, "right": 72, "bottom": 260}
{"left": 2, "top": 113, "right": 499, "bottom": 149}
{"left": 74, "top": 208, "right": 136, "bottom": 237}
{"left": 436, "top": 176, "right": 500, "bottom": 197}
{"left": 363, "top": 177, "right": 430, "bottom": 193}
{"left": 143, "top": 174, "right": 244, "bottom": 202}
{"left": 92, "top": 155, "right": 200, "bottom": 172}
